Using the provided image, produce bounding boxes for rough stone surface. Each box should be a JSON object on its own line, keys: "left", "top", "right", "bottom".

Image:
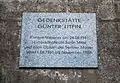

{"left": 0, "top": 0, "right": 120, "bottom": 83}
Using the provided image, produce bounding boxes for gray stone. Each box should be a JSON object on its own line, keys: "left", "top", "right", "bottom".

{"left": 19, "top": 13, "right": 98, "bottom": 67}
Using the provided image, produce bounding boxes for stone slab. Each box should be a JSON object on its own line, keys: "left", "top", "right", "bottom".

{"left": 19, "top": 13, "right": 98, "bottom": 68}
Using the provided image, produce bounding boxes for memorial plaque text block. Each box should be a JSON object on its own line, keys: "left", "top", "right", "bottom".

{"left": 19, "top": 13, "right": 98, "bottom": 67}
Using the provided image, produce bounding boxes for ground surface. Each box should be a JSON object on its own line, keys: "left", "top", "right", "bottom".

{"left": 0, "top": 0, "right": 120, "bottom": 83}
